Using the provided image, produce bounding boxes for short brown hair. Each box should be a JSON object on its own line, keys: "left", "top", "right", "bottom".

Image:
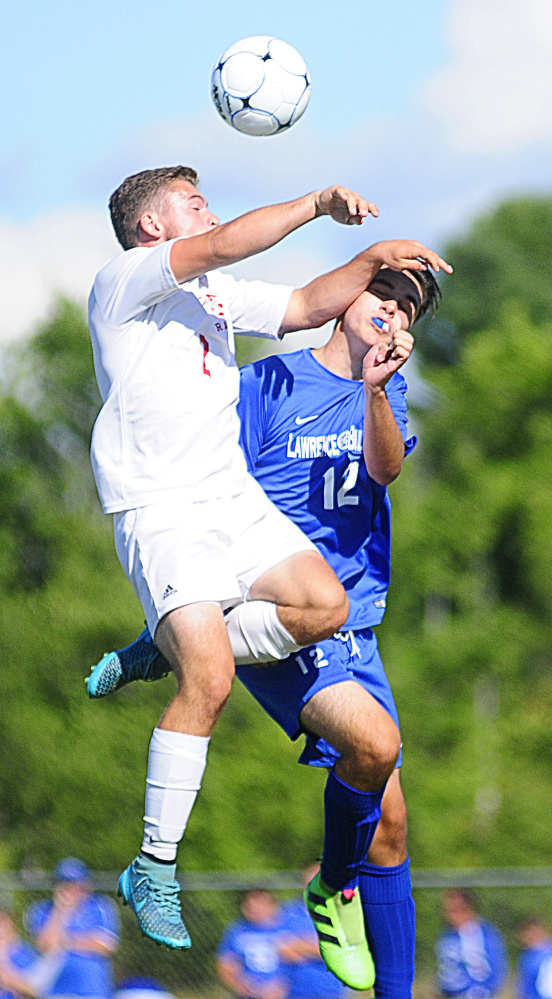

{"left": 109, "top": 165, "right": 199, "bottom": 249}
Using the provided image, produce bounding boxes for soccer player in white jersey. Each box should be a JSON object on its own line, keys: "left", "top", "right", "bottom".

{"left": 88, "top": 164, "right": 451, "bottom": 950}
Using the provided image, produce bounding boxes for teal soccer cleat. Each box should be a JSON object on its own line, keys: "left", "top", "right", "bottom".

{"left": 86, "top": 628, "right": 170, "bottom": 698}
{"left": 118, "top": 856, "right": 191, "bottom": 949}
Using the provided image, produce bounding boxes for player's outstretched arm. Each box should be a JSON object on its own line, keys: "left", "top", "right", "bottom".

{"left": 169, "top": 187, "right": 378, "bottom": 283}
{"left": 280, "top": 239, "right": 452, "bottom": 333}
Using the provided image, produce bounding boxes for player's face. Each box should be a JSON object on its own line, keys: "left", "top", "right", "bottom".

{"left": 161, "top": 181, "right": 220, "bottom": 239}
{"left": 342, "top": 271, "right": 421, "bottom": 350}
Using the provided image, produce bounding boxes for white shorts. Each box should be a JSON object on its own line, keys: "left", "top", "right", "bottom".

{"left": 114, "top": 474, "right": 316, "bottom": 637}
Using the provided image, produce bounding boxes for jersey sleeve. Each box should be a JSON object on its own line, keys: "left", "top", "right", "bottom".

{"left": 238, "top": 362, "right": 270, "bottom": 472}
{"left": 386, "top": 372, "right": 417, "bottom": 455}
{"left": 24, "top": 900, "right": 52, "bottom": 937}
{"left": 92, "top": 240, "right": 180, "bottom": 325}
{"left": 89, "top": 895, "right": 120, "bottom": 942}
{"left": 484, "top": 925, "right": 508, "bottom": 992}
{"left": 218, "top": 273, "right": 294, "bottom": 340}
{"left": 217, "top": 924, "right": 240, "bottom": 959}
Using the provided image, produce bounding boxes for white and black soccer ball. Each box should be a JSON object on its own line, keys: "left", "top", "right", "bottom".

{"left": 211, "top": 36, "right": 311, "bottom": 136}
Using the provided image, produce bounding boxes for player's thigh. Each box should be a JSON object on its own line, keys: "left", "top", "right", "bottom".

{"left": 114, "top": 498, "right": 242, "bottom": 638}
{"left": 300, "top": 679, "right": 401, "bottom": 768}
{"left": 229, "top": 475, "right": 343, "bottom": 609}
{"left": 156, "top": 603, "right": 234, "bottom": 699}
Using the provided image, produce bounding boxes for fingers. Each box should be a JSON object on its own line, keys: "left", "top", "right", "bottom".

{"left": 389, "top": 331, "right": 414, "bottom": 362}
{"left": 325, "top": 185, "right": 379, "bottom": 224}
{"left": 374, "top": 239, "right": 453, "bottom": 273}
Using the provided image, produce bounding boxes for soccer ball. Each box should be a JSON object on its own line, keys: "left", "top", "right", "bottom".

{"left": 211, "top": 36, "right": 311, "bottom": 136}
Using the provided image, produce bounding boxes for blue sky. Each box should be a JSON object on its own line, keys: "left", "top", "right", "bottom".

{"left": 1, "top": 0, "right": 551, "bottom": 340}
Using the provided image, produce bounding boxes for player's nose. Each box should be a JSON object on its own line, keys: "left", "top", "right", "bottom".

{"left": 208, "top": 212, "right": 220, "bottom": 227}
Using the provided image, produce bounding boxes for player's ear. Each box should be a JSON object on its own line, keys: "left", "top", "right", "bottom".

{"left": 137, "top": 211, "right": 163, "bottom": 241}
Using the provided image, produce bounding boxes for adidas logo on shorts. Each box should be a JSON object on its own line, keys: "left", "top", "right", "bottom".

{"left": 162, "top": 584, "right": 177, "bottom": 600}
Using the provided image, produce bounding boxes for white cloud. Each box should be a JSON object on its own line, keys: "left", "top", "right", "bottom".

{"left": 0, "top": 211, "right": 119, "bottom": 342}
{"left": 425, "top": 0, "right": 552, "bottom": 152}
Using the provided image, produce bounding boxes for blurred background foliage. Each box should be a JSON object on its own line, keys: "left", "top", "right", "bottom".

{"left": 0, "top": 193, "right": 551, "bottom": 891}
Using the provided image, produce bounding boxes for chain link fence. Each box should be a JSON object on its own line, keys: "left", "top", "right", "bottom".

{"left": 2, "top": 869, "right": 552, "bottom": 997}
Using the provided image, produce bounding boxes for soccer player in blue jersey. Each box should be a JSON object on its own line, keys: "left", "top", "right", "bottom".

{"left": 87, "top": 242, "right": 448, "bottom": 992}
{"left": 233, "top": 263, "right": 439, "bottom": 998}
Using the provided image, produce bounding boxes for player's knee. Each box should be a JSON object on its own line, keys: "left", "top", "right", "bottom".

{"left": 176, "top": 664, "right": 233, "bottom": 721}
{"left": 353, "top": 725, "right": 401, "bottom": 785}
{"left": 305, "top": 581, "right": 348, "bottom": 642}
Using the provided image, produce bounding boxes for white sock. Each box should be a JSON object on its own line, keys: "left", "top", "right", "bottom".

{"left": 141, "top": 728, "right": 210, "bottom": 862}
{"left": 225, "top": 600, "right": 302, "bottom": 665}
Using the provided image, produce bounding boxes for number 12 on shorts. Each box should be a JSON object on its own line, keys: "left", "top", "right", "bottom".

{"left": 295, "top": 647, "right": 330, "bottom": 674}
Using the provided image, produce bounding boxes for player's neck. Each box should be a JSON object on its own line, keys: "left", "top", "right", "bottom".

{"left": 313, "top": 329, "right": 364, "bottom": 381}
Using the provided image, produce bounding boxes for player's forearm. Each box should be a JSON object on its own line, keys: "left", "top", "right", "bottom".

{"left": 281, "top": 247, "right": 383, "bottom": 332}
{"left": 170, "top": 193, "right": 319, "bottom": 282}
{"left": 363, "top": 388, "right": 405, "bottom": 485}
{"left": 65, "top": 934, "right": 115, "bottom": 955}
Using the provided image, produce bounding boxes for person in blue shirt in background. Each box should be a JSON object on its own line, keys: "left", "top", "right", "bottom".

{"left": 517, "top": 918, "right": 552, "bottom": 999}
{"left": 25, "top": 859, "right": 119, "bottom": 999}
{"left": 279, "top": 866, "right": 346, "bottom": 999}
{"left": 436, "top": 889, "right": 507, "bottom": 999}
{"left": 216, "top": 890, "right": 288, "bottom": 999}
{"left": 0, "top": 910, "right": 41, "bottom": 999}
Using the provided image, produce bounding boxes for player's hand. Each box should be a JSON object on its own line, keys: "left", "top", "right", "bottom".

{"left": 315, "top": 186, "right": 379, "bottom": 225}
{"left": 362, "top": 330, "right": 414, "bottom": 392}
{"left": 370, "top": 239, "right": 452, "bottom": 273}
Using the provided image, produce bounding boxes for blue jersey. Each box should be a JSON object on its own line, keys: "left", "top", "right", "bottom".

{"left": 217, "top": 916, "right": 287, "bottom": 994}
{"left": 279, "top": 899, "right": 346, "bottom": 999}
{"left": 436, "top": 921, "right": 508, "bottom": 998}
{"left": 26, "top": 894, "right": 119, "bottom": 998}
{"left": 0, "top": 940, "right": 39, "bottom": 999}
{"left": 238, "top": 349, "right": 415, "bottom": 629}
{"left": 518, "top": 945, "right": 552, "bottom": 999}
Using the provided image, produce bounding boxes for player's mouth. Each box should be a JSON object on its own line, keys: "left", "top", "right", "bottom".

{"left": 372, "top": 316, "right": 390, "bottom": 334}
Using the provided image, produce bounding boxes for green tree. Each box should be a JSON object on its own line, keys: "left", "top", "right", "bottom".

{"left": 415, "top": 195, "right": 552, "bottom": 365}
{"left": 384, "top": 303, "right": 552, "bottom": 868}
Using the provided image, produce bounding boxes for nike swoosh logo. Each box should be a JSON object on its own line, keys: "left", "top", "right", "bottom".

{"left": 295, "top": 415, "right": 319, "bottom": 425}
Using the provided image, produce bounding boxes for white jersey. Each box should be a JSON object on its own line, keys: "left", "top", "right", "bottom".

{"left": 89, "top": 239, "right": 293, "bottom": 513}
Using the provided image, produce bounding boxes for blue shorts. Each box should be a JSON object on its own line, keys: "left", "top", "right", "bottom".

{"left": 235, "top": 627, "right": 402, "bottom": 768}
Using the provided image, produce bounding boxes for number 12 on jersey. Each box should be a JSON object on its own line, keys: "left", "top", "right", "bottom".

{"left": 323, "top": 461, "right": 360, "bottom": 510}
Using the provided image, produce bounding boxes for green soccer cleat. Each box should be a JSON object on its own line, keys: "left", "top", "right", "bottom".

{"left": 305, "top": 872, "right": 375, "bottom": 991}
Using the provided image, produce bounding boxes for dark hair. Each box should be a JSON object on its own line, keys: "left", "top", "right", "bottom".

{"left": 405, "top": 267, "right": 442, "bottom": 323}
{"left": 109, "top": 165, "right": 199, "bottom": 249}
{"left": 444, "top": 887, "right": 477, "bottom": 910}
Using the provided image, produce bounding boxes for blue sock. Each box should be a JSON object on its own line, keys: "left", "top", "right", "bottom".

{"left": 359, "top": 857, "right": 415, "bottom": 999}
{"left": 321, "top": 770, "right": 384, "bottom": 892}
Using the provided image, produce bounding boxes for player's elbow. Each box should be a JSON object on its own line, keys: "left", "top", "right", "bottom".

{"left": 366, "top": 457, "right": 404, "bottom": 486}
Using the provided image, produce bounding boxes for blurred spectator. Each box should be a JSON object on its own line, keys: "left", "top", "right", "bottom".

{"left": 25, "top": 858, "right": 119, "bottom": 999}
{"left": 216, "top": 889, "right": 287, "bottom": 999}
{"left": 279, "top": 866, "right": 346, "bottom": 999}
{"left": 115, "top": 978, "right": 176, "bottom": 999}
{"left": 436, "top": 888, "right": 507, "bottom": 999}
{"left": 517, "top": 918, "right": 552, "bottom": 999}
{"left": 0, "top": 910, "right": 39, "bottom": 999}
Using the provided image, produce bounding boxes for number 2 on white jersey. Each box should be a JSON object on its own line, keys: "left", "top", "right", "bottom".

{"left": 323, "top": 461, "right": 360, "bottom": 510}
